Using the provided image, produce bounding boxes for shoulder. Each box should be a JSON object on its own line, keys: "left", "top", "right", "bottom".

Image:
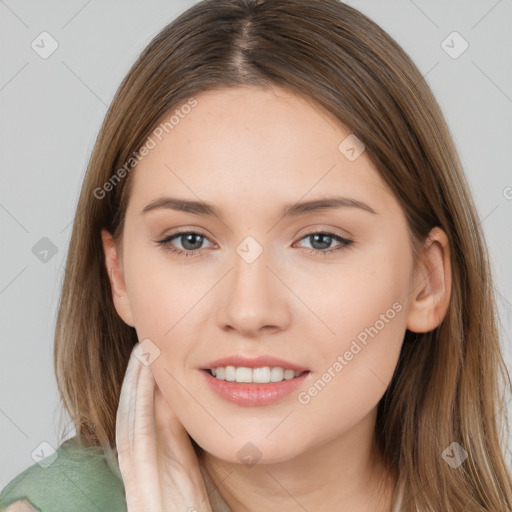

{"left": 0, "top": 437, "right": 127, "bottom": 512}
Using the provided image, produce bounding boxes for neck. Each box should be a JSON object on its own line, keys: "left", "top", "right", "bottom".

{"left": 197, "top": 408, "right": 397, "bottom": 512}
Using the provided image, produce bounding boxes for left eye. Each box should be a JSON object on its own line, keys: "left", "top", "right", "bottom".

{"left": 295, "top": 232, "right": 353, "bottom": 254}
{"left": 156, "top": 230, "right": 353, "bottom": 257}
{"left": 158, "top": 231, "right": 213, "bottom": 255}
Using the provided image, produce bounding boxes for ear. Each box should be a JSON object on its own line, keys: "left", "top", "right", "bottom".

{"left": 101, "top": 229, "right": 135, "bottom": 328}
{"left": 406, "top": 227, "right": 452, "bottom": 333}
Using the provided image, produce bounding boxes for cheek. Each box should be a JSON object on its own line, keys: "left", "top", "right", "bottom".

{"left": 292, "top": 288, "right": 407, "bottom": 448}
{"left": 123, "top": 245, "right": 208, "bottom": 335}
{"left": 122, "top": 245, "right": 207, "bottom": 390}
{"left": 298, "top": 246, "right": 411, "bottom": 404}
{"left": 300, "top": 245, "right": 411, "bottom": 351}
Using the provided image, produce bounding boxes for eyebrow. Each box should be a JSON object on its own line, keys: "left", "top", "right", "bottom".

{"left": 140, "top": 196, "right": 378, "bottom": 218}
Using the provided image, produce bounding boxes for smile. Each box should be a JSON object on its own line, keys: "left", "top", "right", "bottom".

{"left": 201, "top": 368, "right": 310, "bottom": 406}
{"left": 208, "top": 366, "right": 305, "bottom": 383}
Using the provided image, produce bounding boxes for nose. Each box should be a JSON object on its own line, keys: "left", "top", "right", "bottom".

{"left": 216, "top": 245, "right": 292, "bottom": 337}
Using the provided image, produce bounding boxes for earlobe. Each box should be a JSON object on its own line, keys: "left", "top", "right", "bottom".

{"left": 100, "top": 229, "right": 135, "bottom": 328}
{"left": 406, "top": 227, "right": 452, "bottom": 333}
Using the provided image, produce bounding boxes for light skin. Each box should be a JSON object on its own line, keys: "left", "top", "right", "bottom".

{"left": 102, "top": 85, "right": 451, "bottom": 511}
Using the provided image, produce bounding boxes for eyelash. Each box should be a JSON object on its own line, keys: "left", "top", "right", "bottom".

{"left": 156, "top": 230, "right": 353, "bottom": 258}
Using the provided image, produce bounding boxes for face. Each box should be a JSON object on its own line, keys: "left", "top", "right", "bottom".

{"left": 103, "top": 85, "right": 438, "bottom": 465}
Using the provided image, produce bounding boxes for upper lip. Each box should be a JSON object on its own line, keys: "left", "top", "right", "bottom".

{"left": 201, "top": 355, "right": 309, "bottom": 372}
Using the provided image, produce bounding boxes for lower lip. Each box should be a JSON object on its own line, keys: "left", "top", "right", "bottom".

{"left": 200, "top": 370, "right": 310, "bottom": 407}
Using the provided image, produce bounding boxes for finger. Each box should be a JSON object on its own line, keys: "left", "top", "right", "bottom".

{"left": 127, "top": 349, "right": 142, "bottom": 451}
{"left": 116, "top": 343, "right": 142, "bottom": 455}
{"left": 131, "top": 360, "right": 163, "bottom": 512}
{"left": 133, "top": 360, "right": 157, "bottom": 442}
{"left": 115, "top": 344, "right": 146, "bottom": 509}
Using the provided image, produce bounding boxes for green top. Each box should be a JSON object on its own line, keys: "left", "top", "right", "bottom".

{"left": 1, "top": 438, "right": 405, "bottom": 511}
{"left": 0, "top": 437, "right": 127, "bottom": 512}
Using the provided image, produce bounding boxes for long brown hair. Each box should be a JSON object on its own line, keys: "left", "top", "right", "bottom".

{"left": 54, "top": 0, "right": 512, "bottom": 509}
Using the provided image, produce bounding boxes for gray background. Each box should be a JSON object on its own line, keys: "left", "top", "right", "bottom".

{"left": 1, "top": 0, "right": 511, "bottom": 488}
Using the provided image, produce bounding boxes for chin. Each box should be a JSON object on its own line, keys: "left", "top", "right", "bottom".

{"left": 191, "top": 429, "right": 307, "bottom": 466}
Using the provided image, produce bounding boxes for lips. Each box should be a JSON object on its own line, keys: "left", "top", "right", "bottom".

{"left": 201, "top": 355, "right": 309, "bottom": 373}
{"left": 199, "top": 354, "right": 311, "bottom": 406}
{"left": 200, "top": 369, "right": 310, "bottom": 406}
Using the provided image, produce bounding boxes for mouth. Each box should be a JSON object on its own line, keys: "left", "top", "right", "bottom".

{"left": 199, "top": 355, "right": 311, "bottom": 406}
{"left": 203, "top": 366, "right": 309, "bottom": 384}
{"left": 200, "top": 366, "right": 311, "bottom": 407}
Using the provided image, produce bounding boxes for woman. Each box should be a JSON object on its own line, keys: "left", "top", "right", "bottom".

{"left": 1, "top": 0, "right": 511, "bottom": 510}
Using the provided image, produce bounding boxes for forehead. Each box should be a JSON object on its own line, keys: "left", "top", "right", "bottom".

{"left": 126, "top": 86, "right": 396, "bottom": 217}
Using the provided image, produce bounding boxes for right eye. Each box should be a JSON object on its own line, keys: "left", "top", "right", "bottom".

{"left": 156, "top": 230, "right": 215, "bottom": 257}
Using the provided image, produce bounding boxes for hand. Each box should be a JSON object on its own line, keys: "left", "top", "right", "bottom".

{"left": 116, "top": 343, "right": 213, "bottom": 512}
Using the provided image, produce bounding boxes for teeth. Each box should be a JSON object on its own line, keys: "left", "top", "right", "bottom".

{"left": 270, "top": 367, "right": 284, "bottom": 382}
{"left": 253, "top": 367, "right": 270, "bottom": 383}
{"left": 209, "top": 366, "right": 304, "bottom": 383}
{"left": 225, "top": 366, "right": 236, "bottom": 381}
